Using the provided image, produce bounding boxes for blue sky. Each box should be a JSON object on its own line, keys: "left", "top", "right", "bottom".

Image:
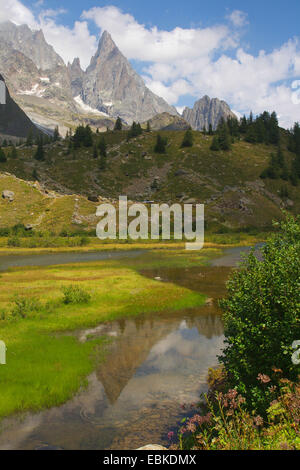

{"left": 26, "top": 0, "right": 300, "bottom": 55}
{"left": 2, "top": 1, "right": 300, "bottom": 126}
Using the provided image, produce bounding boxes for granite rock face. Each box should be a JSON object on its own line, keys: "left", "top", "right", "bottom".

{"left": 182, "top": 95, "right": 236, "bottom": 131}
{"left": 0, "top": 21, "right": 64, "bottom": 71}
{"left": 67, "top": 58, "right": 85, "bottom": 98}
{"left": 82, "top": 31, "right": 178, "bottom": 124}
{"left": 146, "top": 112, "right": 190, "bottom": 131}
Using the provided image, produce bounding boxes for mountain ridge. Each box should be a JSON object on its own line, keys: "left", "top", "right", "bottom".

{"left": 182, "top": 95, "right": 237, "bottom": 131}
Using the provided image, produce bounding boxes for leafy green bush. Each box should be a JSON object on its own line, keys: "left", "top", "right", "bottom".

{"left": 11, "top": 296, "right": 42, "bottom": 319}
{"left": 7, "top": 236, "right": 21, "bottom": 247}
{"left": 61, "top": 285, "right": 91, "bottom": 305}
{"left": 219, "top": 214, "right": 300, "bottom": 412}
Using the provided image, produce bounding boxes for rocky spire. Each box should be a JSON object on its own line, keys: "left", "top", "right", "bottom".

{"left": 83, "top": 30, "right": 178, "bottom": 124}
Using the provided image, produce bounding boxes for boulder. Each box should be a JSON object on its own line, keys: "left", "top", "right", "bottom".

{"left": 2, "top": 190, "right": 14, "bottom": 202}
{"left": 137, "top": 445, "right": 168, "bottom": 451}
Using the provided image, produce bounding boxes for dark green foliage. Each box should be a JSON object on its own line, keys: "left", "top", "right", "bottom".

{"left": 61, "top": 285, "right": 91, "bottom": 305}
{"left": 34, "top": 138, "right": 45, "bottom": 161}
{"left": 73, "top": 125, "right": 93, "bottom": 148}
{"left": 146, "top": 121, "right": 151, "bottom": 132}
{"left": 93, "top": 146, "right": 98, "bottom": 159}
{"left": 211, "top": 119, "right": 231, "bottom": 151}
{"left": 53, "top": 126, "right": 60, "bottom": 142}
{"left": 227, "top": 117, "right": 240, "bottom": 138}
{"left": 127, "top": 122, "right": 142, "bottom": 140}
{"left": 154, "top": 134, "right": 167, "bottom": 153}
{"left": 210, "top": 136, "right": 220, "bottom": 151}
{"left": 181, "top": 128, "right": 194, "bottom": 148}
{"left": 9, "top": 146, "right": 17, "bottom": 159}
{"left": 26, "top": 130, "right": 33, "bottom": 147}
{"left": 99, "top": 137, "right": 107, "bottom": 170}
{"left": 114, "top": 117, "right": 122, "bottom": 131}
{"left": 208, "top": 124, "right": 213, "bottom": 135}
{"left": 288, "top": 123, "right": 300, "bottom": 184}
{"left": 239, "top": 116, "right": 248, "bottom": 134}
{"left": 0, "top": 147, "right": 7, "bottom": 162}
{"left": 260, "top": 145, "right": 288, "bottom": 180}
{"left": 219, "top": 215, "right": 300, "bottom": 413}
{"left": 239, "top": 111, "right": 280, "bottom": 145}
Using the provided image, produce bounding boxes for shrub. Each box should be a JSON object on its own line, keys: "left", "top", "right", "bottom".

{"left": 61, "top": 285, "right": 91, "bottom": 305}
{"left": 7, "top": 236, "right": 21, "bottom": 247}
{"left": 219, "top": 214, "right": 300, "bottom": 412}
{"left": 173, "top": 375, "right": 300, "bottom": 450}
{"left": 11, "top": 296, "right": 42, "bottom": 319}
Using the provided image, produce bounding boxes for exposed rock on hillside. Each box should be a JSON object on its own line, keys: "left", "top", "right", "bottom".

{"left": 145, "top": 112, "right": 190, "bottom": 131}
{"left": 182, "top": 96, "right": 236, "bottom": 131}
{"left": 82, "top": 31, "right": 178, "bottom": 124}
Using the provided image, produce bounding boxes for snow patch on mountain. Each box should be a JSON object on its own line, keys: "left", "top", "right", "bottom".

{"left": 74, "top": 95, "right": 109, "bottom": 116}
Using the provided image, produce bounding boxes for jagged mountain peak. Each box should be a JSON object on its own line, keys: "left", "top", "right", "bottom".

{"left": 183, "top": 95, "right": 236, "bottom": 131}
{"left": 83, "top": 30, "right": 178, "bottom": 123}
{"left": 0, "top": 20, "right": 65, "bottom": 70}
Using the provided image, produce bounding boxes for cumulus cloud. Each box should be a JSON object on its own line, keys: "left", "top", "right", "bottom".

{"left": 82, "top": 6, "right": 236, "bottom": 63}
{"left": 227, "top": 10, "right": 249, "bottom": 28}
{"left": 0, "top": 0, "right": 36, "bottom": 26}
{"left": 1, "top": 2, "right": 300, "bottom": 127}
{"left": 38, "top": 10, "right": 97, "bottom": 69}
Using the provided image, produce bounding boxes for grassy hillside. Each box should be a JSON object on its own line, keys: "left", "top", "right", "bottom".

{"left": 0, "top": 129, "right": 299, "bottom": 233}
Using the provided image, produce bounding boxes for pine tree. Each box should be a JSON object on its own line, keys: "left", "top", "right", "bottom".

{"left": 208, "top": 124, "right": 213, "bottom": 135}
{"left": 245, "top": 124, "right": 257, "bottom": 143}
{"left": 93, "top": 146, "right": 98, "bottom": 159}
{"left": 181, "top": 128, "right": 193, "bottom": 148}
{"left": 26, "top": 130, "right": 33, "bottom": 147}
{"left": 99, "top": 137, "right": 107, "bottom": 169}
{"left": 9, "top": 146, "right": 17, "bottom": 159}
{"left": 0, "top": 147, "right": 7, "bottom": 162}
{"left": 34, "top": 138, "right": 45, "bottom": 161}
{"left": 83, "top": 125, "right": 93, "bottom": 147}
{"left": 53, "top": 126, "right": 60, "bottom": 142}
{"left": 154, "top": 134, "right": 167, "bottom": 153}
{"left": 146, "top": 121, "right": 151, "bottom": 132}
{"left": 239, "top": 116, "right": 248, "bottom": 134}
{"left": 217, "top": 119, "right": 231, "bottom": 150}
{"left": 210, "top": 136, "right": 220, "bottom": 151}
{"left": 98, "top": 137, "right": 107, "bottom": 157}
{"left": 127, "top": 122, "right": 143, "bottom": 140}
{"left": 266, "top": 111, "right": 280, "bottom": 145}
{"left": 114, "top": 117, "right": 122, "bottom": 131}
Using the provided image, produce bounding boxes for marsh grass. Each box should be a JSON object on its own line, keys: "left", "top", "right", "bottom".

{"left": 0, "top": 249, "right": 209, "bottom": 420}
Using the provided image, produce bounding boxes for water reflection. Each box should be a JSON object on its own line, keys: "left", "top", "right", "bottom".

{"left": 0, "top": 308, "right": 224, "bottom": 450}
{"left": 0, "top": 245, "right": 253, "bottom": 450}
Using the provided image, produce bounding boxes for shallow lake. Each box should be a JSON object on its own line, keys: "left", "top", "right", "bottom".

{"left": 0, "top": 245, "right": 262, "bottom": 450}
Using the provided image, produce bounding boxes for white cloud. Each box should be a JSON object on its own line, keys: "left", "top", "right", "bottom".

{"left": 1, "top": 2, "right": 300, "bottom": 127}
{"left": 38, "top": 11, "right": 97, "bottom": 69}
{"left": 82, "top": 6, "right": 236, "bottom": 64}
{"left": 0, "top": 0, "right": 36, "bottom": 26}
{"left": 227, "top": 10, "right": 248, "bottom": 28}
